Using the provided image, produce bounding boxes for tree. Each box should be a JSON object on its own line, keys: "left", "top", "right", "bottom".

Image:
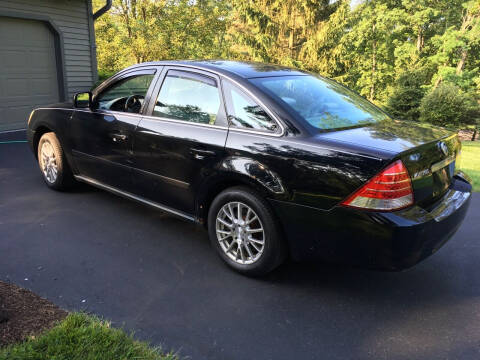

{"left": 93, "top": 0, "right": 231, "bottom": 73}
{"left": 92, "top": 0, "right": 480, "bottom": 128}
{"left": 229, "top": 0, "right": 337, "bottom": 67}
{"left": 419, "top": 83, "right": 480, "bottom": 128}
{"left": 338, "top": 0, "right": 400, "bottom": 103}
{"left": 429, "top": 0, "right": 480, "bottom": 91}
{"left": 386, "top": 70, "right": 427, "bottom": 121}
{"left": 298, "top": 0, "right": 351, "bottom": 78}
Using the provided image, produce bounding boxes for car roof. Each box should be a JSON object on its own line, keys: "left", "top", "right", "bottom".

{"left": 127, "top": 60, "right": 308, "bottom": 79}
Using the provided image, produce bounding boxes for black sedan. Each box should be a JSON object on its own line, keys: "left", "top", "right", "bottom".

{"left": 27, "top": 60, "right": 472, "bottom": 276}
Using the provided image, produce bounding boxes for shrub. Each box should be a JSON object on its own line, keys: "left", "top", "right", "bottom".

{"left": 419, "top": 83, "right": 480, "bottom": 129}
{"left": 386, "top": 70, "right": 427, "bottom": 121}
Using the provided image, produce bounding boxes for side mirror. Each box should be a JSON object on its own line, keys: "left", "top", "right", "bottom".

{"left": 74, "top": 92, "right": 92, "bottom": 109}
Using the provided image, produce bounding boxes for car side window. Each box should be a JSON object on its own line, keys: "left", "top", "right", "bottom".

{"left": 223, "top": 81, "right": 278, "bottom": 132}
{"left": 152, "top": 71, "right": 222, "bottom": 125}
{"left": 95, "top": 74, "right": 155, "bottom": 113}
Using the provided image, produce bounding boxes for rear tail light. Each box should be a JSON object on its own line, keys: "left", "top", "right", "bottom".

{"left": 341, "top": 160, "right": 414, "bottom": 211}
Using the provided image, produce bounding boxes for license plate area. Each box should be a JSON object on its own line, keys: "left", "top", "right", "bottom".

{"left": 431, "top": 157, "right": 455, "bottom": 198}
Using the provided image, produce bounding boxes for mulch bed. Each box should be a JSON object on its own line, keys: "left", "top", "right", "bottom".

{"left": 458, "top": 129, "right": 478, "bottom": 141}
{"left": 0, "top": 281, "right": 67, "bottom": 346}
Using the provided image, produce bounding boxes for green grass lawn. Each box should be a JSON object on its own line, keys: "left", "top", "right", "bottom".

{"left": 459, "top": 141, "right": 480, "bottom": 192}
{"left": 0, "top": 313, "right": 178, "bottom": 360}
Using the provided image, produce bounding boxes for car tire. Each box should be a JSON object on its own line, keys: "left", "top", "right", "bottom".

{"left": 208, "top": 186, "right": 286, "bottom": 276}
{"left": 37, "top": 132, "right": 75, "bottom": 191}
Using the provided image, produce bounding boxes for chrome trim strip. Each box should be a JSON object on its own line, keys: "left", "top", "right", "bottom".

{"left": 431, "top": 155, "right": 455, "bottom": 173}
{"left": 99, "top": 110, "right": 144, "bottom": 118}
{"left": 34, "top": 107, "right": 73, "bottom": 111}
{"left": 228, "top": 127, "right": 284, "bottom": 137}
{"left": 139, "top": 115, "right": 228, "bottom": 130}
{"left": 74, "top": 175, "right": 196, "bottom": 222}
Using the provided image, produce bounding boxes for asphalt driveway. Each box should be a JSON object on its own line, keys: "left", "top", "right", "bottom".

{"left": 1, "top": 131, "right": 479, "bottom": 360}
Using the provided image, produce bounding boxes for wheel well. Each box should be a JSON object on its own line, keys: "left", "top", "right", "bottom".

{"left": 33, "top": 126, "right": 53, "bottom": 159}
{"left": 197, "top": 178, "right": 267, "bottom": 227}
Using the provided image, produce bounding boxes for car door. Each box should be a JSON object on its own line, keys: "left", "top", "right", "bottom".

{"left": 132, "top": 67, "right": 229, "bottom": 215}
{"left": 70, "top": 69, "right": 158, "bottom": 191}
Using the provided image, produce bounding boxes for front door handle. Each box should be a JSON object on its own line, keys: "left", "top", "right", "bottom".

{"left": 111, "top": 133, "right": 128, "bottom": 142}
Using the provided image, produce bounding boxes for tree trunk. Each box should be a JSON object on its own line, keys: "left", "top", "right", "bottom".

{"left": 456, "top": 49, "right": 468, "bottom": 75}
{"left": 416, "top": 26, "right": 424, "bottom": 53}
{"left": 370, "top": 23, "right": 376, "bottom": 101}
{"left": 289, "top": 6, "right": 296, "bottom": 59}
{"left": 455, "top": 8, "right": 478, "bottom": 75}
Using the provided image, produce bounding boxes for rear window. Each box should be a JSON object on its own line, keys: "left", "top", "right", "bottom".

{"left": 250, "top": 75, "right": 389, "bottom": 130}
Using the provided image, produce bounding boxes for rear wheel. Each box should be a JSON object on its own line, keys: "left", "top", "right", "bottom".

{"left": 37, "top": 132, "right": 74, "bottom": 190}
{"left": 208, "top": 186, "right": 286, "bottom": 276}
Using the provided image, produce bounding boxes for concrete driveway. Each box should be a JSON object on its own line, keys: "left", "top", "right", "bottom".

{"left": 1, "top": 131, "right": 479, "bottom": 360}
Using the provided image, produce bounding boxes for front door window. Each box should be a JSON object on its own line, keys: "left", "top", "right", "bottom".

{"left": 95, "top": 74, "right": 155, "bottom": 113}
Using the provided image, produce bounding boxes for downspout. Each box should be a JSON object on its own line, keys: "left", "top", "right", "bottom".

{"left": 93, "top": 0, "right": 113, "bottom": 21}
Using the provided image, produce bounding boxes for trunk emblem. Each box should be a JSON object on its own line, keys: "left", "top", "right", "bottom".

{"left": 438, "top": 141, "right": 449, "bottom": 156}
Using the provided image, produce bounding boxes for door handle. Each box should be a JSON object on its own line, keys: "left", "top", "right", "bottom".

{"left": 190, "top": 148, "right": 216, "bottom": 160}
{"left": 111, "top": 133, "right": 128, "bottom": 142}
{"left": 190, "top": 148, "right": 216, "bottom": 155}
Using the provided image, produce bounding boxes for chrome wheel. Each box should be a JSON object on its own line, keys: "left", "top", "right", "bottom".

{"left": 216, "top": 201, "right": 265, "bottom": 265}
{"left": 40, "top": 141, "right": 58, "bottom": 184}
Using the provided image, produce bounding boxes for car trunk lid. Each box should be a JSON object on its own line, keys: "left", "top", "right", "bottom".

{"left": 316, "top": 120, "right": 461, "bottom": 207}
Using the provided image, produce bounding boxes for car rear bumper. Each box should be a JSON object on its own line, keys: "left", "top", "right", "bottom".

{"left": 269, "top": 174, "right": 472, "bottom": 270}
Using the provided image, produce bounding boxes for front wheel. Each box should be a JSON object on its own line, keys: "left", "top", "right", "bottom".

{"left": 37, "top": 132, "right": 75, "bottom": 190}
{"left": 208, "top": 186, "right": 286, "bottom": 276}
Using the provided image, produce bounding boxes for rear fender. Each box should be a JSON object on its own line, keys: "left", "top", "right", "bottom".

{"left": 219, "top": 156, "right": 286, "bottom": 195}
{"left": 195, "top": 156, "right": 287, "bottom": 224}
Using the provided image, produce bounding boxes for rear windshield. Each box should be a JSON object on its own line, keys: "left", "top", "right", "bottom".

{"left": 250, "top": 75, "right": 390, "bottom": 130}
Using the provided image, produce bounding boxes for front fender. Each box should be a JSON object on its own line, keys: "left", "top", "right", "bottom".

{"left": 27, "top": 108, "right": 74, "bottom": 160}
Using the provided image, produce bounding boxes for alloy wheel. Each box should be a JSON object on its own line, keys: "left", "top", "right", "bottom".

{"left": 216, "top": 201, "right": 265, "bottom": 265}
{"left": 40, "top": 141, "right": 58, "bottom": 184}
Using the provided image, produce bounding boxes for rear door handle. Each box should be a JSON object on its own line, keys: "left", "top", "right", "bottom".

{"left": 111, "top": 133, "right": 128, "bottom": 142}
{"left": 190, "top": 148, "right": 216, "bottom": 160}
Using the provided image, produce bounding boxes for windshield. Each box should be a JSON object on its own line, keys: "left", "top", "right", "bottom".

{"left": 250, "top": 75, "right": 390, "bottom": 130}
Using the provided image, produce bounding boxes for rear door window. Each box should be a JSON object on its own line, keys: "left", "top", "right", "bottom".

{"left": 152, "top": 70, "right": 222, "bottom": 125}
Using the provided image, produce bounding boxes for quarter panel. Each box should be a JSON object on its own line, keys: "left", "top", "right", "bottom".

{"left": 217, "top": 156, "right": 285, "bottom": 194}
{"left": 225, "top": 131, "right": 387, "bottom": 210}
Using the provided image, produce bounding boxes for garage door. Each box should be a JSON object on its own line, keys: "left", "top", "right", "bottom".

{"left": 0, "top": 17, "right": 60, "bottom": 131}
